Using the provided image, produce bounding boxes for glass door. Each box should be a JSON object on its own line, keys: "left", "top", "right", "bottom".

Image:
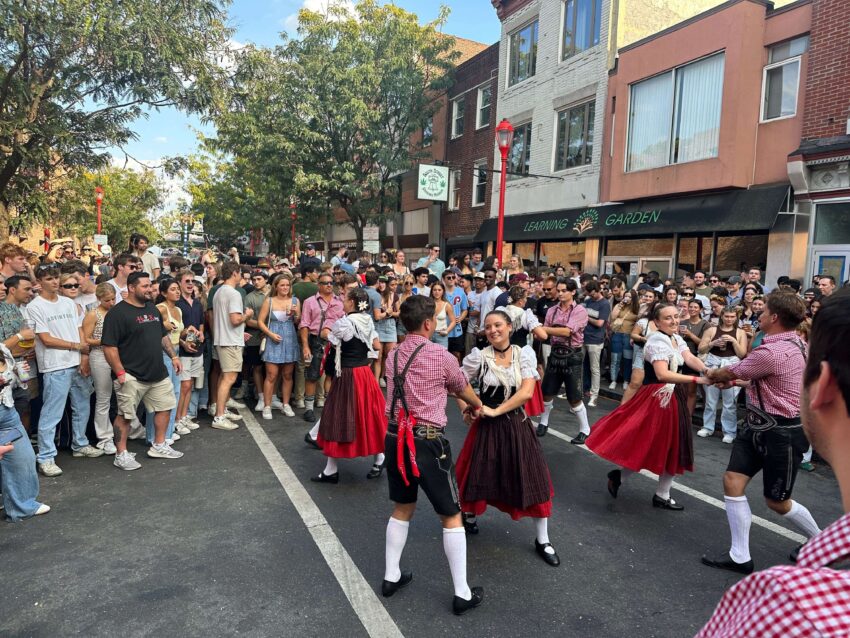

{"left": 602, "top": 258, "right": 639, "bottom": 287}
{"left": 639, "top": 257, "right": 673, "bottom": 280}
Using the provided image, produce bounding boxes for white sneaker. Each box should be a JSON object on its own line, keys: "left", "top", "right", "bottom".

{"left": 175, "top": 421, "right": 191, "bottom": 435}
{"left": 97, "top": 440, "right": 117, "bottom": 455}
{"left": 38, "top": 461, "right": 63, "bottom": 477}
{"left": 35, "top": 503, "right": 51, "bottom": 516}
{"left": 587, "top": 397, "right": 598, "bottom": 408}
{"left": 608, "top": 381, "right": 617, "bottom": 390}
{"left": 270, "top": 396, "right": 285, "bottom": 410}
{"left": 262, "top": 406, "right": 273, "bottom": 420}
{"left": 379, "top": 378, "right": 386, "bottom": 388}
{"left": 557, "top": 393, "right": 568, "bottom": 400}
{"left": 622, "top": 381, "right": 628, "bottom": 390}
{"left": 207, "top": 403, "right": 216, "bottom": 414}
{"left": 212, "top": 416, "right": 240, "bottom": 430}
{"left": 169, "top": 432, "right": 181, "bottom": 442}
{"left": 722, "top": 435, "right": 735, "bottom": 444}
{"left": 72, "top": 445, "right": 105, "bottom": 458}
{"left": 282, "top": 404, "right": 295, "bottom": 417}
{"left": 697, "top": 428, "right": 713, "bottom": 438}
{"left": 114, "top": 451, "right": 142, "bottom": 471}
{"left": 292, "top": 398, "right": 305, "bottom": 409}
{"left": 234, "top": 385, "right": 247, "bottom": 400}
{"left": 226, "top": 398, "right": 245, "bottom": 409}
{"left": 183, "top": 418, "right": 200, "bottom": 431}
{"left": 255, "top": 395, "right": 265, "bottom": 411}
{"left": 222, "top": 410, "right": 243, "bottom": 421}
{"left": 316, "top": 397, "right": 325, "bottom": 408}
{"left": 148, "top": 442, "right": 184, "bottom": 459}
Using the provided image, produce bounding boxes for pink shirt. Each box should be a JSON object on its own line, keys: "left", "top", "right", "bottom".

{"left": 544, "top": 301, "right": 588, "bottom": 348}
{"left": 300, "top": 294, "right": 345, "bottom": 336}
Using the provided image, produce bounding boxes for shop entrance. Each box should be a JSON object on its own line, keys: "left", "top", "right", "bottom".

{"left": 603, "top": 257, "right": 673, "bottom": 287}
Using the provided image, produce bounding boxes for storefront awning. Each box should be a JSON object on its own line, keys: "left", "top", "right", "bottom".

{"left": 474, "top": 185, "right": 789, "bottom": 243}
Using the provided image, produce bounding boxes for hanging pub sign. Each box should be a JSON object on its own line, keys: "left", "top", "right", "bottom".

{"left": 416, "top": 164, "right": 449, "bottom": 202}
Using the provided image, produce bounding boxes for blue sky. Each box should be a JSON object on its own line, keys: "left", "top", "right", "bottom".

{"left": 121, "top": 1, "right": 501, "bottom": 166}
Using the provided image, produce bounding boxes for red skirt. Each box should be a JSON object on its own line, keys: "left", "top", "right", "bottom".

{"left": 455, "top": 410, "right": 553, "bottom": 520}
{"left": 585, "top": 383, "right": 693, "bottom": 476}
{"left": 525, "top": 381, "right": 545, "bottom": 417}
{"left": 317, "top": 366, "right": 387, "bottom": 458}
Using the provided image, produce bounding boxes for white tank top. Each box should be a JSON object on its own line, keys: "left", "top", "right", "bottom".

{"left": 435, "top": 302, "right": 448, "bottom": 332}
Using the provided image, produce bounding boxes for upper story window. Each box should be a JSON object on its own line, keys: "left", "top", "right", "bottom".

{"left": 477, "top": 86, "right": 492, "bottom": 129}
{"left": 508, "top": 20, "right": 538, "bottom": 87}
{"left": 626, "top": 52, "right": 725, "bottom": 172}
{"left": 422, "top": 117, "right": 433, "bottom": 147}
{"left": 555, "top": 102, "right": 594, "bottom": 171}
{"left": 449, "top": 169, "right": 461, "bottom": 211}
{"left": 472, "top": 159, "right": 488, "bottom": 207}
{"left": 452, "top": 97, "right": 465, "bottom": 138}
{"left": 762, "top": 35, "right": 808, "bottom": 121}
{"left": 562, "top": 0, "right": 602, "bottom": 60}
{"left": 508, "top": 121, "right": 533, "bottom": 179}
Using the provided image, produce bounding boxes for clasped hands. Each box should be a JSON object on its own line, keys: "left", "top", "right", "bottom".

{"left": 703, "top": 367, "right": 746, "bottom": 390}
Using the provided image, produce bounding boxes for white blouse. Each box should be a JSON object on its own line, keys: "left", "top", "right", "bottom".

{"left": 462, "top": 345, "right": 539, "bottom": 386}
{"left": 643, "top": 332, "right": 688, "bottom": 364}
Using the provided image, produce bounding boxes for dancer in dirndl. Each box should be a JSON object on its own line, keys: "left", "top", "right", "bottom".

{"left": 456, "top": 309, "right": 559, "bottom": 566}
{"left": 585, "top": 303, "right": 711, "bottom": 510}
{"left": 311, "top": 288, "right": 387, "bottom": 483}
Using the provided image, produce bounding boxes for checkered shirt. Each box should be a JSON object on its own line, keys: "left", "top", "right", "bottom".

{"left": 697, "top": 512, "right": 850, "bottom": 638}
{"left": 544, "top": 301, "right": 588, "bottom": 348}
{"left": 384, "top": 334, "right": 468, "bottom": 428}
{"left": 727, "top": 330, "right": 806, "bottom": 418}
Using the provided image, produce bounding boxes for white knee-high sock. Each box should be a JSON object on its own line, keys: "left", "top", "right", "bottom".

{"left": 443, "top": 527, "right": 472, "bottom": 600}
{"left": 571, "top": 402, "right": 590, "bottom": 435}
{"left": 384, "top": 517, "right": 409, "bottom": 582}
{"left": 322, "top": 457, "right": 338, "bottom": 476}
{"left": 783, "top": 500, "right": 821, "bottom": 538}
{"left": 533, "top": 518, "right": 555, "bottom": 555}
{"left": 725, "top": 495, "right": 752, "bottom": 563}
{"left": 655, "top": 472, "right": 675, "bottom": 500}
{"left": 539, "top": 400, "right": 554, "bottom": 426}
{"left": 374, "top": 452, "right": 385, "bottom": 466}
{"left": 309, "top": 418, "right": 320, "bottom": 439}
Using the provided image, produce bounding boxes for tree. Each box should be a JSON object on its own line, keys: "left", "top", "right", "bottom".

{"left": 0, "top": 0, "right": 233, "bottom": 240}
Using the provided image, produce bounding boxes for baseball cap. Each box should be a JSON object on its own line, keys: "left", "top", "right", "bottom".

{"left": 306, "top": 244, "right": 315, "bottom": 250}
{"left": 474, "top": 272, "right": 486, "bottom": 280}
{"left": 509, "top": 273, "right": 528, "bottom": 282}
{"left": 727, "top": 276, "right": 742, "bottom": 284}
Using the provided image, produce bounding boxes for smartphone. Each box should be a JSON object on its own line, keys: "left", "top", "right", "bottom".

{"left": 0, "top": 429, "right": 23, "bottom": 446}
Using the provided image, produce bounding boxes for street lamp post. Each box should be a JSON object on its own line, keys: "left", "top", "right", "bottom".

{"left": 494, "top": 118, "right": 514, "bottom": 270}
{"left": 95, "top": 186, "right": 104, "bottom": 235}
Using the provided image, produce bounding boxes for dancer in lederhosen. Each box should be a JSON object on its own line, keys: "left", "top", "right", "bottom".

{"left": 311, "top": 288, "right": 387, "bottom": 483}
{"left": 455, "top": 309, "right": 559, "bottom": 566}
{"left": 585, "top": 303, "right": 711, "bottom": 510}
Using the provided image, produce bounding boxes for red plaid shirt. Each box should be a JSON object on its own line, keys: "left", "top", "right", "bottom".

{"left": 384, "top": 334, "right": 468, "bottom": 428}
{"left": 544, "top": 301, "right": 588, "bottom": 348}
{"left": 697, "top": 512, "right": 850, "bottom": 637}
{"left": 727, "top": 330, "right": 807, "bottom": 418}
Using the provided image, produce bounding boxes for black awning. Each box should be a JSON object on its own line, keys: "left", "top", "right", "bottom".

{"left": 474, "top": 185, "right": 789, "bottom": 242}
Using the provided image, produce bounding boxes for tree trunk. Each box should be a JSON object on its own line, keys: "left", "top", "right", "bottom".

{"left": 0, "top": 202, "right": 9, "bottom": 242}
{"left": 353, "top": 219, "right": 364, "bottom": 253}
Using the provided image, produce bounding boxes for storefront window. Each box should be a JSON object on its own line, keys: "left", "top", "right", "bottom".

{"left": 714, "top": 233, "right": 768, "bottom": 276}
{"left": 513, "top": 242, "right": 536, "bottom": 270}
{"left": 605, "top": 237, "right": 674, "bottom": 256}
{"left": 539, "top": 241, "right": 586, "bottom": 270}
{"left": 676, "top": 235, "right": 715, "bottom": 278}
{"left": 814, "top": 203, "right": 850, "bottom": 245}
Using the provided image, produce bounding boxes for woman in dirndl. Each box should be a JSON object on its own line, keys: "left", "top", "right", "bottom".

{"left": 586, "top": 303, "right": 711, "bottom": 510}
{"left": 311, "top": 288, "right": 388, "bottom": 484}
{"left": 455, "top": 309, "right": 560, "bottom": 567}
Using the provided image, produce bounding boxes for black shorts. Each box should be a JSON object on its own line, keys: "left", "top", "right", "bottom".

{"left": 540, "top": 348, "right": 584, "bottom": 402}
{"left": 305, "top": 334, "right": 327, "bottom": 381}
{"left": 12, "top": 386, "right": 30, "bottom": 414}
{"left": 385, "top": 427, "right": 460, "bottom": 517}
{"left": 447, "top": 335, "right": 465, "bottom": 354}
{"left": 726, "top": 425, "right": 809, "bottom": 502}
{"left": 244, "top": 345, "right": 262, "bottom": 366}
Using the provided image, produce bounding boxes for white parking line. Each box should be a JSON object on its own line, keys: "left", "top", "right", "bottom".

{"left": 545, "top": 426, "right": 806, "bottom": 544}
{"left": 241, "top": 410, "right": 404, "bottom": 638}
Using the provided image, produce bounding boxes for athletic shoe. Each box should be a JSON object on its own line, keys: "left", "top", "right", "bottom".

{"left": 304, "top": 409, "right": 316, "bottom": 422}
{"left": 255, "top": 395, "right": 265, "bottom": 411}
{"left": 175, "top": 421, "right": 191, "bottom": 436}
{"left": 114, "top": 451, "right": 142, "bottom": 471}
{"left": 222, "top": 411, "right": 242, "bottom": 421}
{"left": 207, "top": 403, "right": 216, "bottom": 414}
{"left": 696, "top": 428, "right": 713, "bottom": 438}
{"left": 622, "top": 381, "right": 628, "bottom": 391}
{"left": 226, "top": 398, "right": 245, "bottom": 409}
{"left": 316, "top": 398, "right": 325, "bottom": 408}
{"left": 211, "top": 416, "right": 239, "bottom": 430}
{"left": 35, "top": 504, "right": 51, "bottom": 516}
{"left": 97, "top": 440, "right": 117, "bottom": 455}
{"left": 587, "top": 397, "right": 598, "bottom": 408}
{"left": 282, "top": 404, "right": 295, "bottom": 417}
{"left": 722, "top": 435, "right": 735, "bottom": 444}
{"left": 72, "top": 445, "right": 105, "bottom": 458}
{"left": 183, "top": 418, "right": 200, "bottom": 431}
{"left": 271, "top": 396, "right": 285, "bottom": 411}
{"left": 608, "top": 381, "right": 617, "bottom": 390}
{"left": 292, "top": 398, "right": 305, "bottom": 409}
{"left": 557, "top": 393, "right": 568, "bottom": 400}
{"left": 262, "top": 407, "right": 273, "bottom": 420}
{"left": 379, "top": 378, "right": 387, "bottom": 388}
{"left": 169, "top": 433, "right": 181, "bottom": 442}
{"left": 234, "top": 385, "right": 247, "bottom": 400}
{"left": 799, "top": 461, "right": 815, "bottom": 472}
{"left": 148, "top": 442, "right": 184, "bottom": 459}
{"left": 38, "top": 461, "right": 63, "bottom": 477}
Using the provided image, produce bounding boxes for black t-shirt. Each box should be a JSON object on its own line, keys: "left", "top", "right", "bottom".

{"left": 101, "top": 301, "right": 168, "bottom": 382}
{"left": 176, "top": 296, "right": 204, "bottom": 358}
{"left": 536, "top": 296, "right": 558, "bottom": 343}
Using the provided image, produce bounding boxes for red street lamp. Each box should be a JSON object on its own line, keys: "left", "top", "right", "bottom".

{"left": 94, "top": 186, "right": 104, "bottom": 235}
{"left": 494, "top": 118, "right": 514, "bottom": 270}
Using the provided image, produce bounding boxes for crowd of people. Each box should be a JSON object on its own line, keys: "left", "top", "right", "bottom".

{"left": 1, "top": 237, "right": 848, "bottom": 629}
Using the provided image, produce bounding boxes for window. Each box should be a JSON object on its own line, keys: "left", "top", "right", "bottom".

{"left": 555, "top": 102, "right": 594, "bottom": 171}
{"left": 508, "top": 20, "right": 538, "bottom": 87}
{"left": 422, "top": 117, "right": 433, "bottom": 147}
{"left": 762, "top": 36, "right": 808, "bottom": 121}
{"left": 472, "top": 160, "right": 487, "bottom": 207}
{"left": 449, "top": 169, "right": 461, "bottom": 211}
{"left": 507, "top": 122, "right": 533, "bottom": 179}
{"left": 477, "top": 86, "right": 491, "bottom": 129}
{"left": 562, "top": 0, "right": 601, "bottom": 60}
{"left": 452, "top": 97, "right": 465, "bottom": 138}
{"left": 626, "top": 52, "right": 725, "bottom": 172}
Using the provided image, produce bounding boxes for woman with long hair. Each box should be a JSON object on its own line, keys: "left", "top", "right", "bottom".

{"left": 663, "top": 285, "right": 680, "bottom": 305}
{"left": 459, "top": 253, "right": 474, "bottom": 276}
{"left": 374, "top": 275, "right": 399, "bottom": 386}
{"left": 622, "top": 289, "right": 659, "bottom": 404}
{"left": 608, "top": 290, "right": 640, "bottom": 390}
{"left": 82, "top": 283, "right": 118, "bottom": 454}
{"left": 149, "top": 278, "right": 186, "bottom": 442}
{"left": 455, "top": 309, "right": 559, "bottom": 566}
{"left": 587, "top": 303, "right": 710, "bottom": 510}
{"left": 680, "top": 299, "right": 708, "bottom": 418}
{"left": 391, "top": 250, "right": 410, "bottom": 278}
{"left": 258, "top": 274, "right": 300, "bottom": 420}
{"left": 59, "top": 273, "right": 84, "bottom": 319}
{"left": 429, "top": 281, "right": 457, "bottom": 349}
{"left": 311, "top": 287, "right": 386, "bottom": 483}
{"left": 395, "top": 274, "right": 416, "bottom": 343}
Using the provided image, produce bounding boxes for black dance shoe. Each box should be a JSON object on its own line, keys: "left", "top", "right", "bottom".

{"left": 310, "top": 472, "right": 339, "bottom": 484}
{"left": 535, "top": 540, "right": 561, "bottom": 567}
{"left": 462, "top": 514, "right": 479, "bottom": 535}
{"left": 652, "top": 495, "right": 684, "bottom": 510}
{"left": 381, "top": 571, "right": 413, "bottom": 597}
{"left": 452, "top": 586, "right": 484, "bottom": 616}
{"left": 304, "top": 433, "right": 321, "bottom": 450}
{"left": 701, "top": 553, "right": 754, "bottom": 575}
{"left": 366, "top": 462, "right": 385, "bottom": 479}
{"left": 570, "top": 432, "right": 588, "bottom": 445}
{"left": 789, "top": 543, "right": 805, "bottom": 563}
{"left": 303, "top": 409, "right": 316, "bottom": 422}
{"left": 536, "top": 423, "right": 548, "bottom": 437}
{"left": 607, "top": 469, "right": 622, "bottom": 499}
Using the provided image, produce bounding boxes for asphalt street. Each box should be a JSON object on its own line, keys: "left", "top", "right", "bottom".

{"left": 1, "top": 394, "right": 843, "bottom": 638}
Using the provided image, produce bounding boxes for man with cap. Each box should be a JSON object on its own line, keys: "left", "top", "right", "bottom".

{"left": 466, "top": 272, "right": 486, "bottom": 355}
{"left": 725, "top": 276, "right": 743, "bottom": 306}
{"left": 416, "top": 243, "right": 445, "bottom": 278}
{"left": 300, "top": 244, "right": 322, "bottom": 270}
{"left": 442, "top": 268, "right": 468, "bottom": 363}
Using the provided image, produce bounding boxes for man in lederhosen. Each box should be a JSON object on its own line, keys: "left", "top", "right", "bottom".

{"left": 381, "top": 295, "right": 485, "bottom": 616}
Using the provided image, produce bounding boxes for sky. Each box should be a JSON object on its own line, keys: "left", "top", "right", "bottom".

{"left": 120, "top": 1, "right": 502, "bottom": 177}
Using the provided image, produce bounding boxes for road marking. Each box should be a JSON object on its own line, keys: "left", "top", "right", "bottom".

{"left": 545, "top": 425, "right": 806, "bottom": 544}
{"left": 241, "top": 409, "right": 404, "bottom": 638}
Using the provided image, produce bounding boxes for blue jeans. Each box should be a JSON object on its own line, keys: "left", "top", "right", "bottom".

{"left": 702, "top": 354, "right": 742, "bottom": 436}
{"left": 431, "top": 333, "right": 448, "bottom": 348}
{"left": 146, "top": 354, "right": 179, "bottom": 443}
{"left": 609, "top": 332, "right": 633, "bottom": 384}
{"left": 1, "top": 406, "right": 42, "bottom": 521}
{"left": 37, "top": 366, "right": 93, "bottom": 463}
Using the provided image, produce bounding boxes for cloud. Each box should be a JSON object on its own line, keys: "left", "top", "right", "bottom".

{"left": 154, "top": 136, "right": 168, "bottom": 144}
{"left": 282, "top": 0, "right": 356, "bottom": 33}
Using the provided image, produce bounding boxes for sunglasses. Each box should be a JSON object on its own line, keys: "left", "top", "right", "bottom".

{"left": 404, "top": 282, "right": 413, "bottom": 285}
{"left": 709, "top": 279, "right": 719, "bottom": 283}
{"left": 444, "top": 275, "right": 455, "bottom": 280}
{"left": 318, "top": 281, "right": 333, "bottom": 285}
{"left": 542, "top": 287, "right": 553, "bottom": 292}
{"left": 126, "top": 264, "right": 139, "bottom": 270}
{"left": 61, "top": 283, "right": 80, "bottom": 289}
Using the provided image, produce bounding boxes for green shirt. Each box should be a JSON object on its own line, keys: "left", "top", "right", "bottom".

{"left": 292, "top": 281, "right": 318, "bottom": 305}
{"left": 244, "top": 289, "right": 268, "bottom": 346}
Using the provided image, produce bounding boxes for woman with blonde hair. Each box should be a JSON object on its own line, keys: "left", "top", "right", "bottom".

{"left": 258, "top": 274, "right": 301, "bottom": 420}
{"left": 82, "top": 283, "right": 118, "bottom": 454}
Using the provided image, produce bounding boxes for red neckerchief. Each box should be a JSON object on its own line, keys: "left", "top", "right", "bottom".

{"left": 395, "top": 408, "right": 421, "bottom": 486}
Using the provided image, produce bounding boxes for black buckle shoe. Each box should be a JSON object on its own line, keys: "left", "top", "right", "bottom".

{"left": 570, "top": 432, "right": 588, "bottom": 445}
{"left": 381, "top": 571, "right": 413, "bottom": 597}
{"left": 462, "top": 514, "right": 479, "bottom": 535}
{"left": 304, "top": 432, "right": 321, "bottom": 450}
{"left": 535, "top": 540, "right": 561, "bottom": 567}
{"left": 303, "top": 409, "right": 316, "bottom": 422}
{"left": 701, "top": 552, "right": 754, "bottom": 575}
{"left": 607, "top": 469, "right": 621, "bottom": 499}
{"left": 452, "top": 586, "right": 484, "bottom": 616}
{"left": 652, "top": 494, "right": 684, "bottom": 510}
{"left": 366, "top": 462, "right": 385, "bottom": 479}
{"left": 310, "top": 471, "right": 339, "bottom": 484}
{"left": 536, "top": 423, "right": 548, "bottom": 437}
